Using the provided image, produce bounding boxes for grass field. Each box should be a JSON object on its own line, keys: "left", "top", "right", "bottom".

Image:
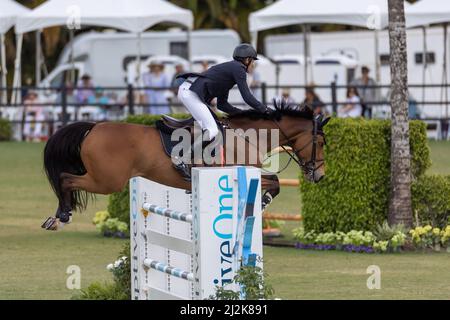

{"left": 0, "top": 140, "right": 449, "bottom": 299}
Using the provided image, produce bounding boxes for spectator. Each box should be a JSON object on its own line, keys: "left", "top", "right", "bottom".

{"left": 170, "top": 63, "right": 187, "bottom": 113}
{"left": 278, "top": 88, "right": 295, "bottom": 106}
{"left": 339, "top": 86, "right": 362, "bottom": 118}
{"left": 171, "top": 63, "right": 186, "bottom": 92}
{"left": 143, "top": 61, "right": 170, "bottom": 114}
{"left": 23, "top": 90, "right": 47, "bottom": 142}
{"left": 247, "top": 61, "right": 262, "bottom": 101}
{"left": 75, "top": 74, "right": 95, "bottom": 104}
{"left": 351, "top": 66, "right": 379, "bottom": 118}
{"left": 303, "top": 84, "right": 326, "bottom": 116}
{"left": 88, "top": 87, "right": 110, "bottom": 120}
{"left": 201, "top": 60, "right": 209, "bottom": 72}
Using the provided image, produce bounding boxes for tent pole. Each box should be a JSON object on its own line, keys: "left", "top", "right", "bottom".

{"left": 443, "top": 23, "right": 448, "bottom": 120}
{"left": 251, "top": 31, "right": 258, "bottom": 51}
{"left": 303, "top": 24, "right": 308, "bottom": 86}
{"left": 1, "top": 33, "right": 7, "bottom": 105}
{"left": 35, "top": 30, "right": 41, "bottom": 85}
{"left": 187, "top": 27, "right": 192, "bottom": 70}
{"left": 374, "top": 30, "right": 381, "bottom": 83}
{"left": 12, "top": 33, "right": 23, "bottom": 105}
{"left": 69, "top": 29, "right": 75, "bottom": 85}
{"left": 422, "top": 26, "right": 427, "bottom": 105}
{"left": 307, "top": 24, "right": 314, "bottom": 83}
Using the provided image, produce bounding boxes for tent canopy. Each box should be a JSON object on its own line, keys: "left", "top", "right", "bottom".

{"left": 15, "top": 0, "right": 193, "bottom": 34}
{"left": 0, "top": 0, "right": 30, "bottom": 33}
{"left": 249, "top": 0, "right": 412, "bottom": 32}
{"left": 406, "top": 0, "right": 450, "bottom": 28}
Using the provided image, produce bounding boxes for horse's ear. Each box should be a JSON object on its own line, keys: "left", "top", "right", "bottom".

{"left": 321, "top": 117, "right": 331, "bottom": 127}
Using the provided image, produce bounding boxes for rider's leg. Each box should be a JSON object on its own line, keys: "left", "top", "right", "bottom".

{"left": 178, "top": 81, "right": 219, "bottom": 140}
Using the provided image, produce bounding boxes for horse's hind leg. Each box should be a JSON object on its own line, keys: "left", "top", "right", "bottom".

{"left": 55, "top": 172, "right": 106, "bottom": 224}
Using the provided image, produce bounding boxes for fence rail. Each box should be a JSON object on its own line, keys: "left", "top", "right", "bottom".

{"left": 1, "top": 82, "right": 449, "bottom": 141}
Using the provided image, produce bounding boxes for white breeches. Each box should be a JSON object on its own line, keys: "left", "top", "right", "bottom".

{"left": 178, "top": 80, "right": 219, "bottom": 140}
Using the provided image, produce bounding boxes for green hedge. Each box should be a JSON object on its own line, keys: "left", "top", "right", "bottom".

{"left": 412, "top": 175, "right": 450, "bottom": 228}
{"left": 108, "top": 114, "right": 191, "bottom": 226}
{"left": 0, "top": 118, "right": 12, "bottom": 141}
{"left": 300, "top": 118, "right": 430, "bottom": 233}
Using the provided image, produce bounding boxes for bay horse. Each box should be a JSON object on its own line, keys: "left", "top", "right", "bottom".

{"left": 42, "top": 104, "right": 328, "bottom": 230}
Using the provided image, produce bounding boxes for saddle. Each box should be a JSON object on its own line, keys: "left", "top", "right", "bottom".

{"left": 155, "top": 115, "right": 226, "bottom": 179}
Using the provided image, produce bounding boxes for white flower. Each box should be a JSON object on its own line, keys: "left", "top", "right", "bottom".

{"left": 121, "top": 256, "right": 127, "bottom": 261}
{"left": 107, "top": 263, "right": 114, "bottom": 271}
{"left": 114, "top": 260, "right": 121, "bottom": 268}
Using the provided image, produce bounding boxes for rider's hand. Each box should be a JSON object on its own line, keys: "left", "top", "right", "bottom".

{"left": 262, "top": 107, "right": 273, "bottom": 116}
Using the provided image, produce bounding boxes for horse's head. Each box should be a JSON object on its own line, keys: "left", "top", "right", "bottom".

{"left": 289, "top": 114, "right": 329, "bottom": 183}
{"left": 271, "top": 101, "right": 330, "bottom": 183}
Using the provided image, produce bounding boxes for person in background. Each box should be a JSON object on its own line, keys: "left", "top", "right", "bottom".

{"left": 350, "top": 66, "right": 379, "bottom": 118}
{"left": 75, "top": 74, "right": 95, "bottom": 104}
{"left": 339, "top": 86, "right": 362, "bottom": 118}
{"left": 88, "top": 87, "right": 110, "bottom": 120}
{"left": 247, "top": 61, "right": 262, "bottom": 101}
{"left": 21, "top": 77, "right": 33, "bottom": 100}
{"left": 171, "top": 63, "right": 186, "bottom": 94}
{"left": 201, "top": 60, "right": 209, "bottom": 72}
{"left": 278, "top": 88, "right": 295, "bottom": 106}
{"left": 23, "top": 90, "right": 46, "bottom": 142}
{"left": 170, "top": 63, "right": 187, "bottom": 113}
{"left": 143, "top": 61, "right": 170, "bottom": 114}
{"left": 303, "top": 84, "right": 326, "bottom": 116}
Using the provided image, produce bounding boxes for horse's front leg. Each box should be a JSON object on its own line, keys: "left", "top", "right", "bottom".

{"left": 261, "top": 174, "right": 280, "bottom": 211}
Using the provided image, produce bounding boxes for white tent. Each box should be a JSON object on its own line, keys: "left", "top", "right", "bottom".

{"left": 406, "top": 0, "right": 450, "bottom": 28}
{"left": 249, "top": 0, "right": 411, "bottom": 82}
{"left": 15, "top": 0, "right": 193, "bottom": 34}
{"left": 406, "top": 0, "right": 450, "bottom": 118}
{"left": 249, "top": 0, "right": 393, "bottom": 33}
{"left": 0, "top": 0, "right": 30, "bottom": 103}
{"left": 12, "top": 0, "right": 194, "bottom": 102}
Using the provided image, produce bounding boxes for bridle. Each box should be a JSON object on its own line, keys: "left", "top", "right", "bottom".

{"left": 273, "top": 115, "right": 325, "bottom": 181}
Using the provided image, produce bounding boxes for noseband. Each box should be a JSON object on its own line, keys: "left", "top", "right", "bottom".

{"left": 273, "top": 115, "right": 325, "bottom": 180}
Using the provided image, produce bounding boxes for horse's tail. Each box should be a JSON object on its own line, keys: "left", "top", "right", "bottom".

{"left": 43, "top": 122, "right": 96, "bottom": 212}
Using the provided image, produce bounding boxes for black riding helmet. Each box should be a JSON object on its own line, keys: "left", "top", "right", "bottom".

{"left": 233, "top": 43, "right": 259, "bottom": 61}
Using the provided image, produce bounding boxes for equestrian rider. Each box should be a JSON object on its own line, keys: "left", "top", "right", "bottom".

{"left": 175, "top": 44, "right": 270, "bottom": 175}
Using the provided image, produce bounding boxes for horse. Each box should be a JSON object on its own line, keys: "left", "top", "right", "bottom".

{"left": 42, "top": 103, "right": 329, "bottom": 230}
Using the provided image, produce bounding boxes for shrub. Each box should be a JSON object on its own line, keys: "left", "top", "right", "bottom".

{"left": 300, "top": 119, "right": 430, "bottom": 233}
{"left": 210, "top": 257, "right": 275, "bottom": 300}
{"left": 412, "top": 175, "right": 450, "bottom": 228}
{"left": 0, "top": 118, "right": 12, "bottom": 141}
{"left": 107, "top": 114, "right": 191, "bottom": 225}
{"left": 73, "top": 242, "right": 130, "bottom": 300}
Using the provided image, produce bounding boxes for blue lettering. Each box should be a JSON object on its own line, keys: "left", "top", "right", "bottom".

{"left": 218, "top": 175, "right": 233, "bottom": 192}
{"left": 213, "top": 214, "right": 233, "bottom": 239}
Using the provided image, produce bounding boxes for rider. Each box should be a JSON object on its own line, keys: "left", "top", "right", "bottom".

{"left": 175, "top": 44, "right": 270, "bottom": 176}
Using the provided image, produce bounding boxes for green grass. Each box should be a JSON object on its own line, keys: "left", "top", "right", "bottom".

{"left": 0, "top": 140, "right": 449, "bottom": 299}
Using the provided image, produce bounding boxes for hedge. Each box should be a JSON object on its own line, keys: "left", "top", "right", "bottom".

{"left": 300, "top": 118, "right": 430, "bottom": 233}
{"left": 412, "top": 175, "right": 450, "bottom": 228}
{"left": 107, "top": 114, "right": 190, "bottom": 226}
{"left": 0, "top": 118, "right": 12, "bottom": 141}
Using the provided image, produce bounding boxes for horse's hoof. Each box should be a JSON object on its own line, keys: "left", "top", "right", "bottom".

{"left": 261, "top": 193, "right": 273, "bottom": 211}
{"left": 41, "top": 217, "right": 59, "bottom": 231}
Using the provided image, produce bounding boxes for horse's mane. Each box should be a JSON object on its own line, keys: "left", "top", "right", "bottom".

{"left": 226, "top": 100, "right": 314, "bottom": 121}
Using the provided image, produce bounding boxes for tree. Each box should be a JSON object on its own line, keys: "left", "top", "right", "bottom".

{"left": 387, "top": 0, "right": 412, "bottom": 227}
{"left": 171, "top": 0, "right": 266, "bottom": 43}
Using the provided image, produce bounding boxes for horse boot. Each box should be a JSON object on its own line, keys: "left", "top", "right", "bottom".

{"left": 41, "top": 205, "right": 72, "bottom": 231}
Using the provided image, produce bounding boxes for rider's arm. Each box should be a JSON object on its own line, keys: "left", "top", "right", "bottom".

{"left": 233, "top": 66, "right": 266, "bottom": 112}
{"left": 217, "top": 92, "right": 241, "bottom": 114}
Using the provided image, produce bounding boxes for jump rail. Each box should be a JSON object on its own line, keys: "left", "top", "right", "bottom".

{"left": 130, "top": 167, "right": 263, "bottom": 300}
